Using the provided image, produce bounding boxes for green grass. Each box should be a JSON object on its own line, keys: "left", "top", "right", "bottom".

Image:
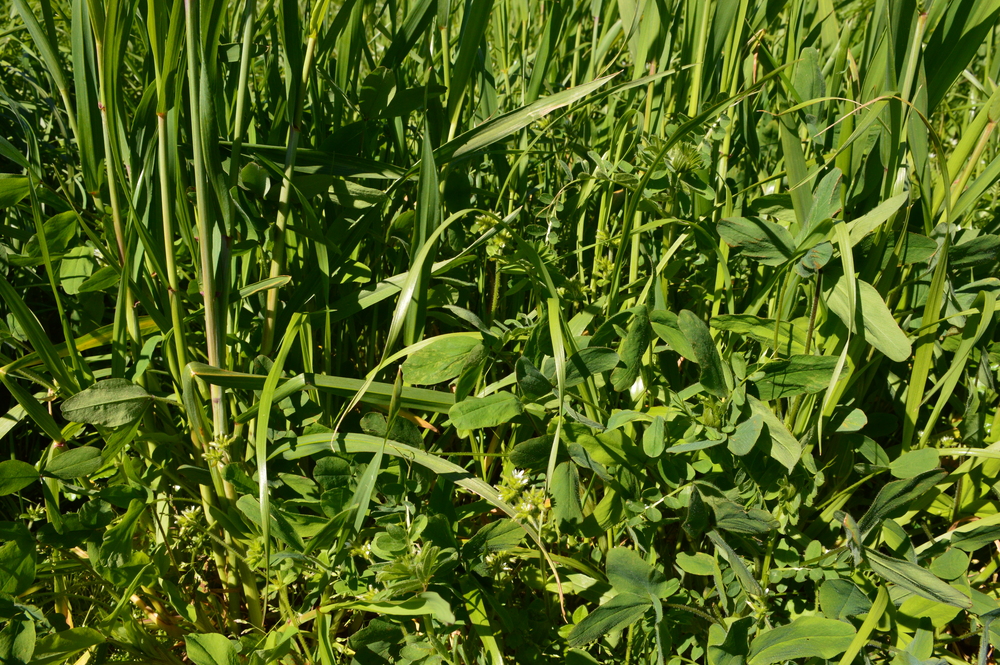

{"left": 1, "top": 0, "right": 1000, "bottom": 663}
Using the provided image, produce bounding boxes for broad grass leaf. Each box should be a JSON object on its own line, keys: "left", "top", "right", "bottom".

{"left": 0, "top": 460, "right": 38, "bottom": 496}
{"left": 847, "top": 193, "right": 909, "bottom": 245}
{"left": 718, "top": 217, "right": 795, "bottom": 266}
{"left": 330, "top": 592, "right": 455, "bottom": 624}
{"left": 925, "top": 0, "right": 1000, "bottom": 111}
{"left": 77, "top": 265, "right": 119, "bottom": 293}
{"left": 43, "top": 447, "right": 102, "bottom": 479}
{"left": 864, "top": 548, "right": 972, "bottom": 608}
{"left": 438, "top": 74, "right": 615, "bottom": 161}
{"left": 857, "top": 469, "right": 947, "bottom": 539}
{"left": 0, "top": 175, "right": 30, "bottom": 208}
{"left": 61, "top": 379, "right": 152, "bottom": 427}
{"left": 33, "top": 627, "right": 104, "bottom": 660}
{"left": 679, "top": 310, "right": 728, "bottom": 398}
{"left": 611, "top": 305, "right": 652, "bottom": 392}
{"left": 566, "top": 592, "right": 651, "bottom": 646}
{"left": 751, "top": 355, "right": 839, "bottom": 400}
{"left": 826, "top": 275, "right": 911, "bottom": 362}
{"left": 748, "top": 616, "right": 855, "bottom": 665}
{"left": 184, "top": 633, "right": 240, "bottom": 665}
{"left": 0, "top": 521, "right": 36, "bottom": 594}
{"left": 676, "top": 552, "right": 715, "bottom": 576}
{"left": 747, "top": 396, "right": 802, "bottom": 471}
{"left": 449, "top": 392, "right": 523, "bottom": 429}
{"left": 819, "top": 579, "right": 872, "bottom": 619}
{"left": 516, "top": 356, "right": 552, "bottom": 399}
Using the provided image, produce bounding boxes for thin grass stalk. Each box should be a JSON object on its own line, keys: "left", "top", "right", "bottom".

{"left": 262, "top": 34, "right": 318, "bottom": 356}
{"left": 184, "top": 0, "right": 225, "bottom": 436}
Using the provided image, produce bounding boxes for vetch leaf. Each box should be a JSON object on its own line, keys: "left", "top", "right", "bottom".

{"left": 60, "top": 378, "right": 152, "bottom": 427}
{"left": 449, "top": 392, "right": 523, "bottom": 429}
{"left": 642, "top": 416, "right": 666, "bottom": 458}
{"left": 748, "top": 616, "right": 855, "bottom": 665}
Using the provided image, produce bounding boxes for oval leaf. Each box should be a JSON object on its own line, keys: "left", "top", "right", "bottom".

{"left": 43, "top": 446, "right": 102, "bottom": 479}
{"left": 0, "top": 460, "right": 39, "bottom": 496}
{"left": 449, "top": 392, "right": 524, "bottom": 430}
{"left": 61, "top": 378, "right": 152, "bottom": 427}
{"left": 749, "top": 616, "right": 856, "bottom": 665}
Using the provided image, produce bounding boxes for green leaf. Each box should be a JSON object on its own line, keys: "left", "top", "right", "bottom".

{"left": 328, "top": 592, "right": 455, "bottom": 624}
{"left": 950, "top": 234, "right": 1000, "bottom": 269}
{"left": 642, "top": 415, "right": 666, "bottom": 458}
{"left": 718, "top": 217, "right": 796, "bottom": 266}
{"left": 826, "top": 275, "right": 911, "bottom": 362}
{"left": 747, "top": 396, "right": 802, "bottom": 471}
{"left": 43, "top": 446, "right": 102, "bottom": 479}
{"left": 33, "top": 627, "right": 104, "bottom": 659}
{"left": 550, "top": 347, "right": 621, "bottom": 388}
{"left": 819, "top": 579, "right": 872, "bottom": 619}
{"left": 748, "top": 616, "right": 856, "bottom": 665}
{"left": 0, "top": 521, "right": 36, "bottom": 595}
{"left": 611, "top": 305, "right": 652, "bottom": 392}
{"left": 607, "top": 547, "right": 673, "bottom": 599}
{"left": 649, "top": 309, "right": 696, "bottom": 358}
{"left": 0, "top": 460, "right": 38, "bottom": 496}
{"left": 60, "top": 378, "right": 152, "bottom": 427}
{"left": 679, "top": 310, "right": 728, "bottom": 398}
{"left": 795, "top": 241, "right": 833, "bottom": 277}
{"left": 566, "top": 593, "right": 651, "bottom": 646}
{"left": 401, "top": 336, "right": 483, "bottom": 386}
{"left": 0, "top": 608, "right": 34, "bottom": 664}
{"left": 0, "top": 176, "right": 31, "bottom": 208}
{"left": 708, "top": 530, "right": 763, "bottom": 597}
{"left": 857, "top": 469, "right": 947, "bottom": 539}
{"left": 864, "top": 548, "right": 972, "bottom": 608}
{"left": 462, "top": 519, "right": 526, "bottom": 559}
{"left": 676, "top": 552, "right": 716, "bottom": 576}
{"left": 751, "top": 355, "right": 839, "bottom": 400}
{"left": 711, "top": 315, "right": 808, "bottom": 356}
{"left": 728, "top": 415, "right": 762, "bottom": 456}
{"left": 889, "top": 448, "right": 940, "bottom": 479}
{"left": 184, "top": 633, "right": 241, "bottom": 665}
{"left": 516, "top": 356, "right": 552, "bottom": 399}
{"left": 236, "top": 495, "right": 307, "bottom": 551}
{"left": 551, "top": 461, "right": 584, "bottom": 527}
{"left": 449, "top": 392, "right": 523, "bottom": 429}
{"left": 712, "top": 501, "right": 778, "bottom": 535}
{"left": 709, "top": 616, "right": 753, "bottom": 665}
{"left": 847, "top": 193, "right": 909, "bottom": 245}
{"left": 77, "top": 266, "right": 119, "bottom": 293}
